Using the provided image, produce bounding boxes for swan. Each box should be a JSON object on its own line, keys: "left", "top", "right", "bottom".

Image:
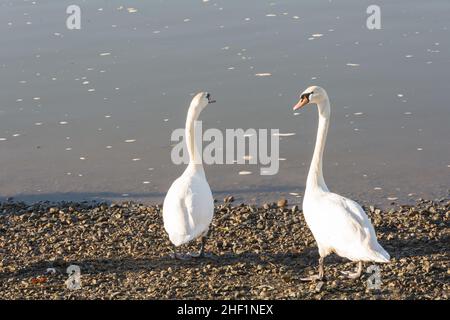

{"left": 163, "top": 92, "right": 216, "bottom": 259}
{"left": 292, "top": 86, "right": 390, "bottom": 280}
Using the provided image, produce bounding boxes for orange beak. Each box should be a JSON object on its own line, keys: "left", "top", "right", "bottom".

{"left": 293, "top": 97, "right": 309, "bottom": 110}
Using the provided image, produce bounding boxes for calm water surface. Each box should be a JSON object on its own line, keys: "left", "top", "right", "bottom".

{"left": 0, "top": 0, "right": 449, "bottom": 206}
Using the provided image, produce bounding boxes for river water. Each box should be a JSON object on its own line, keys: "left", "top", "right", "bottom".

{"left": 0, "top": 0, "right": 449, "bottom": 206}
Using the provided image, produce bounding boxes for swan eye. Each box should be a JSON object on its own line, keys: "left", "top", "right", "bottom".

{"left": 205, "top": 93, "right": 216, "bottom": 104}
{"left": 301, "top": 92, "right": 314, "bottom": 100}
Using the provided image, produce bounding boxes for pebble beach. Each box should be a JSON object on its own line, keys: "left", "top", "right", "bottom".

{"left": 0, "top": 197, "right": 448, "bottom": 300}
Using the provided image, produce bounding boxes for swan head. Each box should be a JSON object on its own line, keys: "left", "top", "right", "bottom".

{"left": 190, "top": 92, "right": 216, "bottom": 110}
{"left": 293, "top": 86, "right": 328, "bottom": 110}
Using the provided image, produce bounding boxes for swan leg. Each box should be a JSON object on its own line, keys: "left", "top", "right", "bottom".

{"left": 341, "top": 261, "right": 363, "bottom": 279}
{"left": 171, "top": 245, "right": 191, "bottom": 260}
{"left": 191, "top": 236, "right": 206, "bottom": 258}
{"left": 301, "top": 257, "right": 324, "bottom": 281}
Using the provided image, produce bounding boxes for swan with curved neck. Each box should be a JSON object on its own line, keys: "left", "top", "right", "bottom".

{"left": 163, "top": 92, "right": 216, "bottom": 259}
{"left": 293, "top": 86, "right": 390, "bottom": 280}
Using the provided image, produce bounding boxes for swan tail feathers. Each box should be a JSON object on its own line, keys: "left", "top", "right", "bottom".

{"left": 369, "top": 247, "right": 390, "bottom": 263}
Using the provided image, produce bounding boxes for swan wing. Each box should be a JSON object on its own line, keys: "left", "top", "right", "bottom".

{"left": 327, "top": 193, "right": 390, "bottom": 262}
{"left": 305, "top": 192, "right": 390, "bottom": 262}
{"left": 163, "top": 173, "right": 214, "bottom": 246}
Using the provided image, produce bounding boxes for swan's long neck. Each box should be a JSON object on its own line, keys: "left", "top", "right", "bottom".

{"left": 185, "top": 104, "right": 204, "bottom": 172}
{"left": 306, "top": 99, "right": 330, "bottom": 192}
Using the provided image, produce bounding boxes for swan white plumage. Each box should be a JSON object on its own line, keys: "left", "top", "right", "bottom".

{"left": 293, "top": 86, "right": 390, "bottom": 280}
{"left": 163, "top": 92, "right": 216, "bottom": 259}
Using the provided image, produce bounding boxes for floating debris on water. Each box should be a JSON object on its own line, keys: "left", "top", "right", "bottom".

{"left": 346, "top": 63, "right": 360, "bottom": 67}
{"left": 255, "top": 73, "right": 272, "bottom": 77}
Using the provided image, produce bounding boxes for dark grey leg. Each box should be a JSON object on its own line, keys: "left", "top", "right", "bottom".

{"left": 191, "top": 236, "right": 206, "bottom": 258}
{"left": 301, "top": 257, "right": 325, "bottom": 281}
{"left": 341, "top": 261, "right": 363, "bottom": 279}
{"left": 171, "top": 244, "right": 190, "bottom": 260}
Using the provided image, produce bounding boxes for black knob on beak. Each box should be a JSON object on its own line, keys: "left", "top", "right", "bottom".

{"left": 206, "top": 93, "right": 216, "bottom": 104}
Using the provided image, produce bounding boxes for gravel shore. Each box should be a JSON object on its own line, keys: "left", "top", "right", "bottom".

{"left": 0, "top": 197, "right": 448, "bottom": 300}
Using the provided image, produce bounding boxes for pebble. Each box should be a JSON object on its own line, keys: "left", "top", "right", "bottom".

{"left": 277, "top": 198, "right": 287, "bottom": 208}
{"left": 315, "top": 281, "right": 324, "bottom": 292}
{"left": 224, "top": 196, "right": 234, "bottom": 203}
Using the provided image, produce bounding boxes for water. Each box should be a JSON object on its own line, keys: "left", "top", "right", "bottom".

{"left": 0, "top": 0, "right": 449, "bottom": 206}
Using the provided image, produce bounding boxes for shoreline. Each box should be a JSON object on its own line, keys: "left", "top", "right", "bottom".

{"left": 0, "top": 197, "right": 448, "bottom": 299}
{"left": 1, "top": 187, "right": 449, "bottom": 210}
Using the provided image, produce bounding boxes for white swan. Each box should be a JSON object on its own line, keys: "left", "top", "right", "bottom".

{"left": 293, "top": 86, "right": 390, "bottom": 280}
{"left": 163, "top": 92, "right": 216, "bottom": 259}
